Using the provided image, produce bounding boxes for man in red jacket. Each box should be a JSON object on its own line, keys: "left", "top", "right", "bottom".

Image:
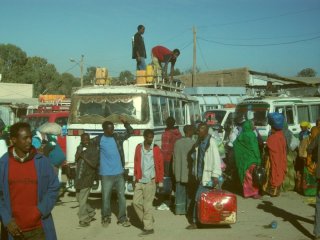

{"left": 133, "top": 129, "right": 164, "bottom": 237}
{"left": 157, "top": 117, "right": 182, "bottom": 210}
{"left": 151, "top": 45, "right": 180, "bottom": 81}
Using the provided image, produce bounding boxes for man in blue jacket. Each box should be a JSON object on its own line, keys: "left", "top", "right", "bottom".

{"left": 0, "top": 122, "right": 60, "bottom": 240}
{"left": 100, "top": 118, "right": 133, "bottom": 228}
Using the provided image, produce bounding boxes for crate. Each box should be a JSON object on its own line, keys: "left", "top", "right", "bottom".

{"left": 96, "top": 67, "right": 108, "bottom": 79}
{"left": 146, "top": 65, "right": 154, "bottom": 83}
{"left": 136, "top": 70, "right": 146, "bottom": 84}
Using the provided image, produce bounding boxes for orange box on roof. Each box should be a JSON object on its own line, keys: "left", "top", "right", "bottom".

{"left": 39, "top": 94, "right": 66, "bottom": 103}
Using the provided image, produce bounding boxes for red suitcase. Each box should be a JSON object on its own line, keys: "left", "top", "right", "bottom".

{"left": 198, "top": 189, "right": 237, "bottom": 224}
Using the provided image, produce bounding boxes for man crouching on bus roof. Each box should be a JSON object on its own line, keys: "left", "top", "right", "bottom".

{"left": 100, "top": 117, "right": 133, "bottom": 228}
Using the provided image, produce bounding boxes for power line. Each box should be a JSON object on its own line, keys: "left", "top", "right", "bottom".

{"left": 203, "top": 31, "right": 320, "bottom": 41}
{"left": 197, "top": 35, "right": 320, "bottom": 47}
{"left": 197, "top": 7, "right": 320, "bottom": 29}
{"left": 159, "top": 28, "right": 191, "bottom": 44}
{"left": 196, "top": 38, "right": 210, "bottom": 71}
{"left": 180, "top": 41, "right": 193, "bottom": 50}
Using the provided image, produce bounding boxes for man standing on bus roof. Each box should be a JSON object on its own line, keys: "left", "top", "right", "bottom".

{"left": 151, "top": 46, "right": 180, "bottom": 81}
{"left": 100, "top": 117, "right": 133, "bottom": 228}
{"left": 132, "top": 24, "right": 146, "bottom": 70}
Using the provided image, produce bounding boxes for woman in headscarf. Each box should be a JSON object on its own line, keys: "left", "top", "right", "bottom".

{"left": 302, "top": 126, "right": 320, "bottom": 196}
{"left": 233, "top": 120, "right": 261, "bottom": 198}
{"left": 263, "top": 112, "right": 287, "bottom": 197}
{"left": 281, "top": 123, "right": 297, "bottom": 192}
{"left": 295, "top": 121, "right": 312, "bottom": 193}
{"left": 306, "top": 126, "right": 320, "bottom": 175}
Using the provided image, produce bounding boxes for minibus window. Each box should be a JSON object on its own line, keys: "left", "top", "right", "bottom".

{"left": 174, "top": 99, "right": 183, "bottom": 125}
{"left": 285, "top": 106, "right": 294, "bottom": 125}
{"left": 151, "top": 96, "right": 162, "bottom": 126}
{"left": 169, "top": 99, "right": 175, "bottom": 119}
{"left": 160, "top": 97, "right": 169, "bottom": 125}
{"left": 310, "top": 104, "right": 320, "bottom": 122}
{"left": 297, "top": 105, "right": 310, "bottom": 123}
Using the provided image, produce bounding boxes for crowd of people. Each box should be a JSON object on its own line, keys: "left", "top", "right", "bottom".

{"left": 0, "top": 113, "right": 320, "bottom": 239}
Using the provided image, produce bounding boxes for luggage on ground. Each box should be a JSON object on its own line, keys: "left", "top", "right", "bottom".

{"left": 198, "top": 189, "right": 237, "bottom": 224}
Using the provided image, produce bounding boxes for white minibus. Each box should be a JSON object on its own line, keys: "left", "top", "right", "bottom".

{"left": 66, "top": 84, "right": 200, "bottom": 195}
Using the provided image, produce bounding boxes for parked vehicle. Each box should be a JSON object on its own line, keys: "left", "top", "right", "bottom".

{"left": 66, "top": 83, "right": 200, "bottom": 195}
{"left": 234, "top": 96, "right": 320, "bottom": 141}
{"left": 204, "top": 106, "right": 236, "bottom": 142}
{"left": 23, "top": 110, "right": 69, "bottom": 154}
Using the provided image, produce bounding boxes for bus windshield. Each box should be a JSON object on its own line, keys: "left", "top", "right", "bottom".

{"left": 69, "top": 94, "right": 149, "bottom": 124}
{"left": 235, "top": 103, "right": 270, "bottom": 126}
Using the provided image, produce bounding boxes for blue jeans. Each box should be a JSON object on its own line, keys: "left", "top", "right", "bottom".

{"left": 136, "top": 57, "right": 146, "bottom": 70}
{"left": 192, "top": 184, "right": 211, "bottom": 223}
{"left": 175, "top": 182, "right": 190, "bottom": 215}
{"left": 314, "top": 182, "right": 320, "bottom": 237}
{"left": 101, "top": 174, "right": 127, "bottom": 222}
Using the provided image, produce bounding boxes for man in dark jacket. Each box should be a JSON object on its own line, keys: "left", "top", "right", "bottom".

{"left": 132, "top": 24, "right": 146, "bottom": 70}
{"left": 75, "top": 133, "right": 99, "bottom": 227}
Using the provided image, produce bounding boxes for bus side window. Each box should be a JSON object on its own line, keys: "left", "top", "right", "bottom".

{"left": 297, "top": 105, "right": 310, "bottom": 123}
{"left": 310, "top": 104, "right": 320, "bottom": 123}
{"left": 181, "top": 102, "right": 186, "bottom": 124}
{"left": 174, "top": 99, "right": 183, "bottom": 125}
{"left": 151, "top": 96, "right": 162, "bottom": 126}
{"left": 169, "top": 99, "right": 175, "bottom": 119}
{"left": 160, "top": 97, "right": 168, "bottom": 125}
{"left": 285, "top": 106, "right": 294, "bottom": 125}
{"left": 188, "top": 102, "right": 195, "bottom": 124}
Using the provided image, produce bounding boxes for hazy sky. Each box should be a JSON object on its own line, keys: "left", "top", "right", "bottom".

{"left": 1, "top": 0, "right": 319, "bottom": 78}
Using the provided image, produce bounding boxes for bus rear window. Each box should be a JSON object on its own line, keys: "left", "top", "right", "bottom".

{"left": 235, "top": 103, "right": 269, "bottom": 126}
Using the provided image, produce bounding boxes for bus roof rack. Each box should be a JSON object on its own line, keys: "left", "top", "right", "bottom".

{"left": 135, "top": 78, "right": 185, "bottom": 92}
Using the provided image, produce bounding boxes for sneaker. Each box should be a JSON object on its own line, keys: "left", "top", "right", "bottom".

{"left": 101, "top": 218, "right": 111, "bottom": 228}
{"left": 156, "top": 203, "right": 170, "bottom": 211}
{"left": 79, "top": 221, "right": 90, "bottom": 227}
{"left": 186, "top": 223, "right": 197, "bottom": 230}
{"left": 117, "top": 219, "right": 131, "bottom": 227}
{"left": 138, "top": 229, "right": 154, "bottom": 237}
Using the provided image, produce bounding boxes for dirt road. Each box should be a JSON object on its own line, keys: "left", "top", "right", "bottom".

{"left": 53, "top": 190, "right": 315, "bottom": 240}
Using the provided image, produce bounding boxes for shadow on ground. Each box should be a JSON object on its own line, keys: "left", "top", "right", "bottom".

{"left": 257, "top": 200, "right": 314, "bottom": 239}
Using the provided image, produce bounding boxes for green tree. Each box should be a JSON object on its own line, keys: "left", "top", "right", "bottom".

{"left": 83, "top": 66, "right": 96, "bottom": 86}
{"left": 21, "top": 57, "right": 60, "bottom": 96}
{"left": 118, "top": 70, "right": 135, "bottom": 84}
{"left": 297, "top": 68, "right": 317, "bottom": 77}
{"left": 56, "top": 73, "right": 79, "bottom": 96}
{"left": 0, "top": 44, "right": 28, "bottom": 83}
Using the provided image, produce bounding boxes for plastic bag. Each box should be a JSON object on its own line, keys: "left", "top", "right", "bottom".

{"left": 289, "top": 135, "right": 299, "bottom": 151}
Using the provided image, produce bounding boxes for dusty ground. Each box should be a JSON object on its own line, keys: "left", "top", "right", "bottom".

{"left": 53, "top": 187, "right": 316, "bottom": 240}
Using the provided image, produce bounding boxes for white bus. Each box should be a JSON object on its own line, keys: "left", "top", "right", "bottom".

{"left": 66, "top": 84, "right": 200, "bottom": 195}
{"left": 234, "top": 96, "right": 320, "bottom": 141}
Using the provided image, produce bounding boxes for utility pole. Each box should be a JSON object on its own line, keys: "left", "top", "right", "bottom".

{"left": 70, "top": 54, "right": 85, "bottom": 88}
{"left": 80, "top": 54, "right": 84, "bottom": 88}
{"left": 192, "top": 26, "right": 196, "bottom": 87}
